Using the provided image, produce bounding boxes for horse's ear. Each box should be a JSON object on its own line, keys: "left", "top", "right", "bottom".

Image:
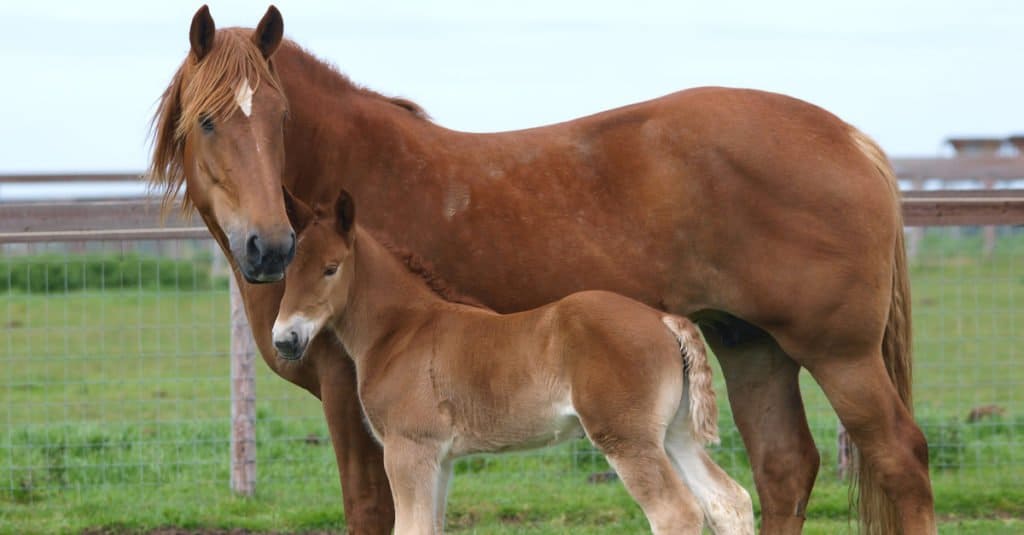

{"left": 282, "top": 186, "right": 314, "bottom": 234}
{"left": 189, "top": 5, "right": 216, "bottom": 61}
{"left": 335, "top": 190, "right": 355, "bottom": 236}
{"left": 252, "top": 5, "right": 284, "bottom": 59}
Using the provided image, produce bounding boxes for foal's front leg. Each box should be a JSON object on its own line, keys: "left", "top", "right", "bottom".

{"left": 433, "top": 458, "right": 454, "bottom": 533}
{"left": 383, "top": 437, "right": 445, "bottom": 535}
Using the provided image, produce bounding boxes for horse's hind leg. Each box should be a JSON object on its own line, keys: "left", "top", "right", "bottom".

{"left": 805, "top": 353, "right": 935, "bottom": 533}
{"left": 665, "top": 413, "right": 754, "bottom": 534}
{"left": 706, "top": 332, "right": 819, "bottom": 534}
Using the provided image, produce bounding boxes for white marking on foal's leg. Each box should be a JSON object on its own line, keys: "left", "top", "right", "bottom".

{"left": 665, "top": 420, "right": 755, "bottom": 535}
{"left": 434, "top": 457, "right": 454, "bottom": 533}
{"left": 235, "top": 78, "right": 254, "bottom": 117}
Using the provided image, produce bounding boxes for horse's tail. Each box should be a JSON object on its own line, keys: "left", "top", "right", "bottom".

{"left": 850, "top": 128, "right": 915, "bottom": 535}
{"left": 661, "top": 315, "right": 719, "bottom": 445}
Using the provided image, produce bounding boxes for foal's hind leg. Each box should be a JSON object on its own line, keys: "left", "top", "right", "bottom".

{"left": 804, "top": 353, "right": 935, "bottom": 534}
{"left": 603, "top": 446, "right": 704, "bottom": 535}
{"left": 707, "top": 333, "right": 819, "bottom": 534}
{"left": 578, "top": 399, "right": 703, "bottom": 532}
{"left": 665, "top": 412, "right": 754, "bottom": 534}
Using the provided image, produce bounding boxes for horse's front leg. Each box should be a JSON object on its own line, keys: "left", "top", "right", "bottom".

{"left": 313, "top": 334, "right": 395, "bottom": 534}
{"left": 707, "top": 331, "right": 819, "bottom": 535}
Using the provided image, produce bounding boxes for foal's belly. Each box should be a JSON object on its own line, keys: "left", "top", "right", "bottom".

{"left": 449, "top": 400, "right": 586, "bottom": 457}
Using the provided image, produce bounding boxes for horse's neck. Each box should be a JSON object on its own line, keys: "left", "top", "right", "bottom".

{"left": 333, "top": 226, "right": 445, "bottom": 360}
{"left": 278, "top": 57, "right": 444, "bottom": 200}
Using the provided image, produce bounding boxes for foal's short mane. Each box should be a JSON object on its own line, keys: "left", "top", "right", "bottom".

{"left": 370, "top": 231, "right": 489, "bottom": 310}
{"left": 148, "top": 28, "right": 428, "bottom": 212}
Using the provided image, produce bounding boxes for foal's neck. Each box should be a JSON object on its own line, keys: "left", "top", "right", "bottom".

{"left": 332, "top": 227, "right": 449, "bottom": 360}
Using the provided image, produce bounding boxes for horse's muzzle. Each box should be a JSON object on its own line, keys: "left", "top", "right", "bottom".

{"left": 236, "top": 229, "right": 296, "bottom": 283}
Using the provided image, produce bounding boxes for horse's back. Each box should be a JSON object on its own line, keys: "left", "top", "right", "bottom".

{"left": 455, "top": 87, "right": 899, "bottom": 351}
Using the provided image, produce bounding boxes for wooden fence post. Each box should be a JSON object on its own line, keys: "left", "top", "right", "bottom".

{"left": 946, "top": 137, "right": 1005, "bottom": 257}
{"left": 906, "top": 177, "right": 925, "bottom": 263}
{"left": 230, "top": 276, "right": 257, "bottom": 496}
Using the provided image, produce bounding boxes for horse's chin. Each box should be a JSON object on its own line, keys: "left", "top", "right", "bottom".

{"left": 242, "top": 270, "right": 285, "bottom": 284}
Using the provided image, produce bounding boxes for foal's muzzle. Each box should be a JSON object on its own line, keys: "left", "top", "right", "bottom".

{"left": 271, "top": 319, "right": 313, "bottom": 361}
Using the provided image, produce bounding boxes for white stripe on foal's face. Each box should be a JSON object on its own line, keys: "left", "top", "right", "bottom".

{"left": 235, "top": 79, "right": 254, "bottom": 117}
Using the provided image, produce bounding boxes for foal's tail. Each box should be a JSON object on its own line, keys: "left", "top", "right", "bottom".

{"left": 661, "top": 315, "right": 719, "bottom": 445}
{"left": 850, "top": 128, "right": 915, "bottom": 535}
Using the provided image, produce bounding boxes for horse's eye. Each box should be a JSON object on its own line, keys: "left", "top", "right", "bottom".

{"left": 324, "top": 265, "right": 339, "bottom": 277}
{"left": 199, "top": 115, "right": 214, "bottom": 133}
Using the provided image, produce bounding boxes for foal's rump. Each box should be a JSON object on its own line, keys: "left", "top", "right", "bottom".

{"left": 552, "top": 291, "right": 718, "bottom": 441}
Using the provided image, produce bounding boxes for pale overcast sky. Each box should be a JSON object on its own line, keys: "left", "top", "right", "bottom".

{"left": 0, "top": 0, "right": 1020, "bottom": 173}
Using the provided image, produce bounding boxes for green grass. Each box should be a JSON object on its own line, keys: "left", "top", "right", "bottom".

{"left": 1, "top": 230, "right": 1023, "bottom": 533}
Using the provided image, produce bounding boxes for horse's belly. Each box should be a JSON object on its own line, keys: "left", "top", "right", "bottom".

{"left": 450, "top": 400, "right": 584, "bottom": 456}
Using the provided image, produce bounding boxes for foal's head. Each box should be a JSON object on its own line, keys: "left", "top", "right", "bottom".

{"left": 272, "top": 188, "right": 356, "bottom": 360}
{"left": 151, "top": 5, "right": 294, "bottom": 283}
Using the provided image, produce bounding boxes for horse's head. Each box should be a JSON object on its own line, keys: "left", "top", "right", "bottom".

{"left": 151, "top": 5, "right": 293, "bottom": 283}
{"left": 272, "top": 187, "right": 356, "bottom": 360}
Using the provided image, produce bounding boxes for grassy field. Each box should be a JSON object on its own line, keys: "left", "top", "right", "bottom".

{"left": 1, "top": 231, "right": 1022, "bottom": 533}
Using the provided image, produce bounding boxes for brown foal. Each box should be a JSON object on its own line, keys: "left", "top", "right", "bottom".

{"left": 271, "top": 189, "right": 754, "bottom": 535}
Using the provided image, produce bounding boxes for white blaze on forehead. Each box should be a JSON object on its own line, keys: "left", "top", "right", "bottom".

{"left": 235, "top": 79, "right": 254, "bottom": 117}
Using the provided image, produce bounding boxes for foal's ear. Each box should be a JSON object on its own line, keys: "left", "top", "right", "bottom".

{"left": 189, "top": 5, "right": 216, "bottom": 61}
{"left": 252, "top": 5, "right": 284, "bottom": 59}
{"left": 282, "top": 186, "right": 314, "bottom": 234}
{"left": 335, "top": 190, "right": 355, "bottom": 236}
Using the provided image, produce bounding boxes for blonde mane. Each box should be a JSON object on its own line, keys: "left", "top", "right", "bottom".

{"left": 149, "top": 28, "right": 284, "bottom": 211}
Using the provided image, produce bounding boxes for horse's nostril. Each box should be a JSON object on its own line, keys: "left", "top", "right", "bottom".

{"left": 246, "top": 234, "right": 262, "bottom": 265}
{"left": 289, "top": 330, "right": 299, "bottom": 345}
{"left": 286, "top": 231, "right": 296, "bottom": 259}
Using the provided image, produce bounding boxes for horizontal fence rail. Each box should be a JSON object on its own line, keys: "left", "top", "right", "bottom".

{"left": 2, "top": 191, "right": 1022, "bottom": 244}
{"left": 902, "top": 191, "right": 1024, "bottom": 226}
{"left": 892, "top": 156, "right": 1024, "bottom": 180}
{"left": 0, "top": 200, "right": 193, "bottom": 233}
{"left": 0, "top": 173, "right": 146, "bottom": 184}
{"left": 2, "top": 156, "right": 1023, "bottom": 184}
{"left": 0, "top": 200, "right": 206, "bottom": 243}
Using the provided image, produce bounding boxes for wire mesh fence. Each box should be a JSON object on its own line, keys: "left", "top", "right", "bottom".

{"left": 1, "top": 226, "right": 1022, "bottom": 521}
{"left": 1, "top": 239, "right": 333, "bottom": 506}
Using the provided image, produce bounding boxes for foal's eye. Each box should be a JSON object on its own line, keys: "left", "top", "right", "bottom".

{"left": 199, "top": 114, "right": 214, "bottom": 133}
{"left": 323, "top": 265, "right": 339, "bottom": 277}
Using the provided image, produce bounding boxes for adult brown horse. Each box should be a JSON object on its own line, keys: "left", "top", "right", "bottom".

{"left": 150, "top": 5, "right": 934, "bottom": 534}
